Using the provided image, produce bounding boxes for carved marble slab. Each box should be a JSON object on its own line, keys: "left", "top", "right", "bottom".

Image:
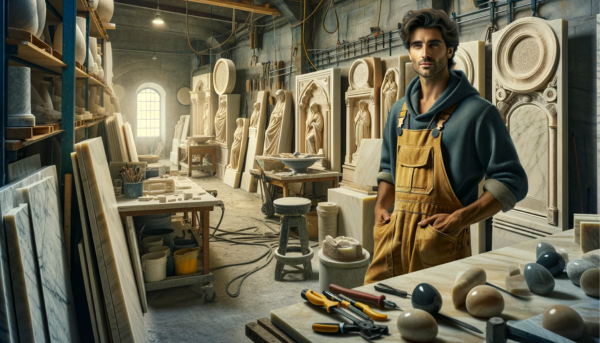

{"left": 492, "top": 18, "right": 568, "bottom": 247}
{"left": 213, "top": 94, "right": 240, "bottom": 179}
{"left": 4, "top": 204, "right": 47, "bottom": 343}
{"left": 380, "top": 67, "right": 400, "bottom": 135}
{"left": 75, "top": 138, "right": 145, "bottom": 342}
{"left": 241, "top": 91, "right": 268, "bottom": 192}
{"left": 295, "top": 68, "right": 341, "bottom": 172}
{"left": 453, "top": 40, "right": 485, "bottom": 97}
{"left": 213, "top": 58, "right": 236, "bottom": 95}
{"left": 263, "top": 90, "right": 293, "bottom": 155}
{"left": 224, "top": 118, "right": 250, "bottom": 188}
{"left": 19, "top": 176, "right": 80, "bottom": 343}
{"left": 398, "top": 55, "right": 417, "bottom": 100}
{"left": 190, "top": 73, "right": 217, "bottom": 137}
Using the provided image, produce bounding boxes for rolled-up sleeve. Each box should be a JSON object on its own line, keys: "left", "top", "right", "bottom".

{"left": 377, "top": 101, "right": 403, "bottom": 186}
{"left": 476, "top": 105, "right": 528, "bottom": 212}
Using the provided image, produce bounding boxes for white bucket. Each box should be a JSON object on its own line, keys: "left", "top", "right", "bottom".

{"left": 148, "top": 245, "right": 171, "bottom": 258}
{"left": 142, "top": 252, "right": 168, "bottom": 282}
{"left": 317, "top": 202, "right": 339, "bottom": 246}
{"left": 142, "top": 236, "right": 163, "bottom": 253}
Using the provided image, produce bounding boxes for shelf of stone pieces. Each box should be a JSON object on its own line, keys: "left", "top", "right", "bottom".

{"left": 46, "top": 0, "right": 109, "bottom": 40}
{"left": 7, "top": 39, "right": 66, "bottom": 74}
{"left": 88, "top": 74, "right": 103, "bottom": 86}
{"left": 5, "top": 130, "right": 64, "bottom": 151}
{"left": 75, "top": 118, "right": 104, "bottom": 131}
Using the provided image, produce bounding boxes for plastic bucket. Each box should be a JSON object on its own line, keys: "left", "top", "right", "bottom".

{"left": 174, "top": 248, "right": 199, "bottom": 276}
{"left": 142, "top": 252, "right": 167, "bottom": 282}
{"left": 173, "top": 238, "right": 199, "bottom": 250}
{"left": 141, "top": 228, "right": 175, "bottom": 249}
{"left": 142, "top": 236, "right": 163, "bottom": 253}
{"left": 148, "top": 245, "right": 171, "bottom": 257}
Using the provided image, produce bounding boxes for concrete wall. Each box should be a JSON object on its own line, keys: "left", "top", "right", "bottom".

{"left": 230, "top": 0, "right": 599, "bottom": 224}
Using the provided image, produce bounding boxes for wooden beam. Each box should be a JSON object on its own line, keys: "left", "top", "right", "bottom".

{"left": 185, "top": 0, "right": 281, "bottom": 16}
{"left": 115, "top": 0, "right": 245, "bottom": 23}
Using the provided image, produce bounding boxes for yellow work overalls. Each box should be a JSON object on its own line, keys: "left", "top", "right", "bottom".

{"left": 364, "top": 102, "right": 472, "bottom": 284}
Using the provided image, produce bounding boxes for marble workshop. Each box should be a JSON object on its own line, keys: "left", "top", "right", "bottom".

{"left": 2, "top": 0, "right": 600, "bottom": 342}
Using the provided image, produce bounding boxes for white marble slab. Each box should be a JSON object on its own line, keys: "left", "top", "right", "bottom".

{"left": 3, "top": 204, "right": 47, "bottom": 343}
{"left": 75, "top": 138, "right": 145, "bottom": 343}
{"left": 7, "top": 155, "right": 41, "bottom": 183}
{"left": 71, "top": 152, "right": 110, "bottom": 343}
{"left": 327, "top": 187, "right": 376, "bottom": 254}
{"left": 352, "top": 139, "right": 382, "bottom": 188}
{"left": 241, "top": 91, "right": 268, "bottom": 192}
{"left": 77, "top": 241, "right": 100, "bottom": 343}
{"left": 19, "top": 177, "right": 79, "bottom": 343}
{"left": 115, "top": 113, "right": 129, "bottom": 162}
{"left": 123, "top": 122, "right": 139, "bottom": 162}
{"left": 125, "top": 217, "right": 147, "bottom": 313}
{"left": 180, "top": 115, "right": 190, "bottom": 140}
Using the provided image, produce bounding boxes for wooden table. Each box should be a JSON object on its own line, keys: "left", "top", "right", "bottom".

{"left": 177, "top": 143, "right": 218, "bottom": 177}
{"left": 269, "top": 230, "right": 599, "bottom": 342}
{"left": 250, "top": 169, "right": 342, "bottom": 197}
{"left": 116, "top": 179, "right": 221, "bottom": 294}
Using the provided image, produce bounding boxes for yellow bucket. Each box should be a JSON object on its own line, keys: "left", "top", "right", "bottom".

{"left": 174, "top": 248, "right": 199, "bottom": 275}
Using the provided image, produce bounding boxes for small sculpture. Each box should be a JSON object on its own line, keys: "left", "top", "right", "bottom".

{"left": 264, "top": 90, "right": 286, "bottom": 155}
{"left": 382, "top": 72, "right": 398, "bottom": 118}
{"left": 322, "top": 235, "right": 364, "bottom": 261}
{"left": 249, "top": 102, "right": 261, "bottom": 128}
{"left": 214, "top": 98, "right": 227, "bottom": 142}
{"left": 228, "top": 118, "right": 244, "bottom": 170}
{"left": 354, "top": 100, "right": 371, "bottom": 150}
{"left": 305, "top": 102, "right": 324, "bottom": 154}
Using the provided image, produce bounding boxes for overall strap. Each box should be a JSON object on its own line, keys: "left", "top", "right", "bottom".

{"left": 397, "top": 102, "right": 408, "bottom": 136}
{"left": 431, "top": 102, "right": 459, "bottom": 138}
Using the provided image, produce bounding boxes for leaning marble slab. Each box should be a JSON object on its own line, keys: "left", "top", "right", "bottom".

{"left": 7, "top": 154, "right": 41, "bottom": 183}
{"left": 18, "top": 177, "right": 80, "bottom": 342}
{"left": 574, "top": 214, "right": 600, "bottom": 244}
{"left": 71, "top": 152, "right": 110, "bottom": 343}
{"left": 4, "top": 204, "right": 47, "bottom": 343}
{"left": 125, "top": 217, "right": 147, "bottom": 313}
{"left": 0, "top": 165, "right": 58, "bottom": 343}
{"left": 76, "top": 138, "right": 145, "bottom": 342}
{"left": 78, "top": 241, "right": 100, "bottom": 343}
{"left": 352, "top": 139, "right": 382, "bottom": 188}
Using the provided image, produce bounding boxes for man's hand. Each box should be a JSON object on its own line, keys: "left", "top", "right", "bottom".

{"left": 418, "top": 213, "right": 464, "bottom": 237}
{"left": 375, "top": 206, "right": 391, "bottom": 226}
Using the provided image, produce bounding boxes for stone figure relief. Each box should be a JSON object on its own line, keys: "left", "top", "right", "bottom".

{"left": 203, "top": 103, "right": 210, "bottom": 135}
{"left": 382, "top": 72, "right": 398, "bottom": 120}
{"left": 249, "top": 102, "right": 261, "bottom": 128}
{"left": 214, "top": 98, "right": 227, "bottom": 142}
{"left": 305, "top": 102, "right": 324, "bottom": 154}
{"left": 264, "top": 90, "right": 286, "bottom": 155}
{"left": 354, "top": 100, "right": 371, "bottom": 151}
{"left": 228, "top": 118, "right": 244, "bottom": 170}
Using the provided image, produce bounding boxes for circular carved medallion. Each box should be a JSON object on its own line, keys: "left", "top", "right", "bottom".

{"left": 349, "top": 59, "right": 371, "bottom": 90}
{"left": 177, "top": 87, "right": 191, "bottom": 105}
{"left": 213, "top": 58, "right": 236, "bottom": 95}
{"left": 453, "top": 49, "right": 474, "bottom": 85}
{"left": 494, "top": 17, "right": 558, "bottom": 93}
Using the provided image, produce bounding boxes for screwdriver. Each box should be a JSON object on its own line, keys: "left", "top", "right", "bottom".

{"left": 322, "top": 291, "right": 372, "bottom": 322}
{"left": 374, "top": 283, "right": 412, "bottom": 298}
{"left": 337, "top": 294, "right": 390, "bottom": 320}
{"left": 329, "top": 284, "right": 403, "bottom": 311}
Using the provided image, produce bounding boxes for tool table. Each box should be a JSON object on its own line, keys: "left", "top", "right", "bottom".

{"left": 116, "top": 179, "right": 221, "bottom": 299}
{"left": 250, "top": 168, "right": 342, "bottom": 197}
{"left": 177, "top": 143, "right": 218, "bottom": 177}
{"left": 269, "top": 230, "right": 599, "bottom": 342}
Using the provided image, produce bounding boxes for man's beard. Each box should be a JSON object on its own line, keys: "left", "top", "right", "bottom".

{"left": 412, "top": 57, "right": 447, "bottom": 79}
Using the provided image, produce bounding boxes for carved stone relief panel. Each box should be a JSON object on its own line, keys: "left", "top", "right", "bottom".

{"left": 213, "top": 94, "right": 240, "bottom": 179}
{"left": 263, "top": 90, "right": 293, "bottom": 155}
{"left": 295, "top": 68, "right": 341, "bottom": 172}
{"left": 452, "top": 40, "right": 485, "bottom": 96}
{"left": 398, "top": 55, "right": 417, "bottom": 100}
{"left": 380, "top": 68, "right": 400, "bottom": 136}
{"left": 492, "top": 17, "right": 567, "bottom": 247}
{"left": 190, "top": 73, "right": 216, "bottom": 137}
{"left": 213, "top": 58, "right": 236, "bottom": 95}
{"left": 241, "top": 91, "right": 268, "bottom": 192}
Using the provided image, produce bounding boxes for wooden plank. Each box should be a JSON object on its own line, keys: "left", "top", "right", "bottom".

{"left": 32, "top": 126, "right": 52, "bottom": 135}
{"left": 143, "top": 273, "right": 214, "bottom": 292}
{"left": 7, "top": 41, "right": 66, "bottom": 74}
{"left": 5, "top": 140, "right": 24, "bottom": 150}
{"left": 257, "top": 318, "right": 295, "bottom": 343}
{"left": 64, "top": 173, "right": 73, "bottom": 271}
{"left": 6, "top": 127, "right": 33, "bottom": 139}
{"left": 245, "top": 323, "right": 283, "bottom": 343}
{"left": 7, "top": 27, "right": 52, "bottom": 54}
{"left": 186, "top": 0, "right": 281, "bottom": 16}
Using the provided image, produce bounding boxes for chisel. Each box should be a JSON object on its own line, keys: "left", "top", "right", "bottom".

{"left": 329, "top": 284, "right": 402, "bottom": 310}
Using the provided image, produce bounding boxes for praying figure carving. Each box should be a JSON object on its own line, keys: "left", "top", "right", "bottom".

{"left": 214, "top": 98, "right": 227, "bottom": 142}
{"left": 228, "top": 118, "right": 244, "bottom": 170}
{"left": 264, "top": 90, "right": 286, "bottom": 155}
{"left": 203, "top": 104, "right": 210, "bottom": 135}
{"left": 382, "top": 72, "right": 398, "bottom": 118}
{"left": 305, "top": 102, "right": 324, "bottom": 154}
{"left": 249, "top": 102, "right": 261, "bottom": 128}
{"left": 355, "top": 100, "right": 371, "bottom": 150}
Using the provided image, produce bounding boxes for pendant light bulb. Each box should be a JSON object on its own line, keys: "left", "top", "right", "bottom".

{"left": 153, "top": 12, "right": 164, "bottom": 25}
{"left": 152, "top": 53, "right": 157, "bottom": 60}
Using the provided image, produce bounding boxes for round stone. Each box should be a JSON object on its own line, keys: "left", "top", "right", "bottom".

{"left": 523, "top": 263, "right": 555, "bottom": 295}
{"left": 582, "top": 249, "right": 600, "bottom": 267}
{"left": 566, "top": 260, "right": 597, "bottom": 286}
{"left": 536, "top": 241, "right": 556, "bottom": 259}
{"left": 542, "top": 305, "right": 585, "bottom": 341}
{"left": 536, "top": 250, "right": 566, "bottom": 277}
{"left": 397, "top": 309, "right": 438, "bottom": 342}
{"left": 580, "top": 268, "right": 599, "bottom": 298}
{"left": 411, "top": 283, "right": 442, "bottom": 315}
{"left": 465, "top": 285, "right": 505, "bottom": 319}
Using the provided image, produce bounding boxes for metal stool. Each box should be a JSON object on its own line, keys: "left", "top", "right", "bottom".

{"left": 273, "top": 197, "right": 314, "bottom": 281}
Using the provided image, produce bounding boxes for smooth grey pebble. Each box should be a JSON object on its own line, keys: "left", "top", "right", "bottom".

{"left": 536, "top": 250, "right": 566, "bottom": 277}
{"left": 524, "top": 263, "right": 555, "bottom": 295}
{"left": 536, "top": 241, "right": 556, "bottom": 259}
{"left": 566, "top": 259, "right": 597, "bottom": 286}
{"left": 411, "top": 283, "right": 443, "bottom": 314}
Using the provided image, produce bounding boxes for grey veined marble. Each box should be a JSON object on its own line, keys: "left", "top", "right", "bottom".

{"left": 4, "top": 204, "right": 48, "bottom": 343}
{"left": 19, "top": 177, "right": 80, "bottom": 342}
{"left": 536, "top": 241, "right": 556, "bottom": 259}
{"left": 536, "top": 250, "right": 566, "bottom": 277}
{"left": 7, "top": 67, "right": 35, "bottom": 127}
{"left": 566, "top": 260, "right": 597, "bottom": 286}
{"left": 7, "top": 155, "right": 41, "bottom": 183}
{"left": 524, "top": 263, "right": 555, "bottom": 295}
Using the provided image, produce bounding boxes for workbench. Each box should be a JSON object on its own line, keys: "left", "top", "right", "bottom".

{"left": 269, "top": 230, "right": 599, "bottom": 342}
{"left": 177, "top": 143, "right": 218, "bottom": 177}
{"left": 250, "top": 168, "right": 342, "bottom": 197}
{"left": 116, "top": 178, "right": 222, "bottom": 298}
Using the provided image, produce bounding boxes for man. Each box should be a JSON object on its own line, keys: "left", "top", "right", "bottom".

{"left": 364, "top": 8, "right": 528, "bottom": 284}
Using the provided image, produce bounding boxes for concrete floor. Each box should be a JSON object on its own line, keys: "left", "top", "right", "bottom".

{"left": 144, "top": 171, "right": 321, "bottom": 343}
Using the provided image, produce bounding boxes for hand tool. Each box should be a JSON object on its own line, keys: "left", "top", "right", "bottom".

{"left": 374, "top": 283, "right": 411, "bottom": 298}
{"left": 301, "top": 289, "right": 389, "bottom": 341}
{"left": 329, "top": 284, "right": 402, "bottom": 310}
{"left": 487, "top": 317, "right": 556, "bottom": 343}
{"left": 337, "top": 294, "right": 389, "bottom": 320}
{"left": 322, "top": 290, "right": 371, "bottom": 322}
{"left": 486, "top": 281, "right": 523, "bottom": 298}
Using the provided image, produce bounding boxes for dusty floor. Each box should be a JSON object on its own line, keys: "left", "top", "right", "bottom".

{"left": 143, "top": 170, "right": 321, "bottom": 343}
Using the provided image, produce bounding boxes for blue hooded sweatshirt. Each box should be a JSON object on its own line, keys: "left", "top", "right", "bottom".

{"left": 377, "top": 69, "right": 528, "bottom": 211}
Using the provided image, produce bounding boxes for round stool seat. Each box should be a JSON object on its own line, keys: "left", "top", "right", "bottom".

{"left": 273, "top": 197, "right": 312, "bottom": 216}
{"left": 274, "top": 246, "right": 314, "bottom": 264}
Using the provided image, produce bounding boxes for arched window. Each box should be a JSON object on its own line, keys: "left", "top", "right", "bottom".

{"left": 136, "top": 88, "right": 161, "bottom": 137}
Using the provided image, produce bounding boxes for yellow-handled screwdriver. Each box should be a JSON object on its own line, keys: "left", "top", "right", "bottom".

{"left": 338, "top": 294, "right": 388, "bottom": 321}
